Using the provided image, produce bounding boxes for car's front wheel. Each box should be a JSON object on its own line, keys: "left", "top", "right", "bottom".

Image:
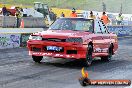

{"left": 32, "top": 56, "right": 43, "bottom": 63}
{"left": 101, "top": 44, "right": 113, "bottom": 61}
{"left": 85, "top": 44, "right": 93, "bottom": 66}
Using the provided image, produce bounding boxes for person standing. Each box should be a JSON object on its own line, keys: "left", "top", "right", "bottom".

{"left": 2, "top": 5, "right": 7, "bottom": 16}
{"left": 70, "top": 8, "right": 77, "bottom": 17}
{"left": 15, "top": 8, "right": 22, "bottom": 28}
{"left": 61, "top": 12, "right": 65, "bottom": 17}
{"left": 89, "top": 11, "right": 96, "bottom": 19}
{"left": 23, "top": 8, "right": 28, "bottom": 17}
{"left": 101, "top": 12, "right": 110, "bottom": 25}
{"left": 49, "top": 9, "right": 56, "bottom": 21}
{"left": 96, "top": 13, "right": 100, "bottom": 19}
{"left": 116, "top": 13, "right": 123, "bottom": 25}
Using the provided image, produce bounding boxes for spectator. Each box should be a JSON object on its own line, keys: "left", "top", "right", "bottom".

{"left": 19, "top": 8, "right": 24, "bottom": 17}
{"left": 96, "top": 13, "right": 100, "bottom": 19}
{"left": 49, "top": 9, "right": 56, "bottom": 21}
{"left": 70, "top": 8, "right": 77, "bottom": 17}
{"left": 23, "top": 8, "right": 28, "bottom": 17}
{"left": 53, "top": 14, "right": 57, "bottom": 21}
{"left": 15, "top": 8, "right": 22, "bottom": 28}
{"left": 2, "top": 5, "right": 7, "bottom": 16}
{"left": 20, "top": 8, "right": 23, "bottom": 12}
{"left": 61, "top": 12, "right": 65, "bottom": 17}
{"left": 101, "top": 12, "right": 110, "bottom": 25}
{"left": 89, "top": 11, "right": 96, "bottom": 19}
{"left": 116, "top": 13, "right": 123, "bottom": 25}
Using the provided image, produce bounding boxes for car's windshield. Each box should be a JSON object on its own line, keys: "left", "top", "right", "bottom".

{"left": 49, "top": 18, "right": 94, "bottom": 32}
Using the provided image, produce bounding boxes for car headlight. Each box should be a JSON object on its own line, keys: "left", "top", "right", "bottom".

{"left": 66, "top": 38, "right": 83, "bottom": 43}
{"left": 29, "top": 35, "right": 42, "bottom": 40}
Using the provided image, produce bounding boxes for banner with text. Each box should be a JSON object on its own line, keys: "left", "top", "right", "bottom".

{"left": 108, "top": 26, "right": 132, "bottom": 37}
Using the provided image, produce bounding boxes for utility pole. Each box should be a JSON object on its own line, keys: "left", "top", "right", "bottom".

{"left": 120, "top": 3, "right": 122, "bottom": 14}
{"left": 102, "top": 1, "right": 106, "bottom": 12}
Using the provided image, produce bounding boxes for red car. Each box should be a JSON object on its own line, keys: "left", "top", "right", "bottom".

{"left": 6, "top": 8, "right": 16, "bottom": 16}
{"left": 27, "top": 18, "right": 118, "bottom": 66}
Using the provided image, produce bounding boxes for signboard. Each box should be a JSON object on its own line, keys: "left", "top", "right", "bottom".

{"left": 108, "top": 26, "right": 132, "bottom": 37}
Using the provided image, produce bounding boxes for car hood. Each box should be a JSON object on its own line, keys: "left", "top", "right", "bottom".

{"left": 38, "top": 30, "right": 92, "bottom": 39}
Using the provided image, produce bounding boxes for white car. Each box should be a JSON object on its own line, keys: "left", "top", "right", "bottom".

{"left": 22, "top": 8, "right": 44, "bottom": 17}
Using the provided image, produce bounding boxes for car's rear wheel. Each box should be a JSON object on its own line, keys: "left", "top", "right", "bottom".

{"left": 32, "top": 56, "right": 43, "bottom": 63}
{"left": 101, "top": 44, "right": 113, "bottom": 61}
{"left": 85, "top": 44, "right": 93, "bottom": 66}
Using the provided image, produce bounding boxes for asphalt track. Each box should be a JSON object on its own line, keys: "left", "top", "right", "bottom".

{"left": 0, "top": 38, "right": 132, "bottom": 88}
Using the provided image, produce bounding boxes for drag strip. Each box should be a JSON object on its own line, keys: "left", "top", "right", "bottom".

{"left": 0, "top": 38, "right": 132, "bottom": 88}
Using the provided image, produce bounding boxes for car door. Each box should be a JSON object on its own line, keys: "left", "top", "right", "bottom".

{"left": 98, "top": 20, "right": 111, "bottom": 51}
{"left": 93, "top": 20, "right": 105, "bottom": 53}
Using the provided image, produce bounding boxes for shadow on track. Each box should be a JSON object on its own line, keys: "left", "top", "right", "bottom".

{"left": 32, "top": 58, "right": 131, "bottom": 73}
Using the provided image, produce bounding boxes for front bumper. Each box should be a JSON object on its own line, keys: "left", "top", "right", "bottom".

{"left": 27, "top": 40, "right": 87, "bottom": 59}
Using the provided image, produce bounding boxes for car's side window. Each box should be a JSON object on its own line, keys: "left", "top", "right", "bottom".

{"left": 94, "top": 20, "right": 102, "bottom": 34}
{"left": 75, "top": 20, "right": 93, "bottom": 32}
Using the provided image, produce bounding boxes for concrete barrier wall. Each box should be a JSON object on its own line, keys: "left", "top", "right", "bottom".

{"left": 22, "top": 17, "right": 46, "bottom": 28}
{"left": 2, "top": 16, "right": 16, "bottom": 28}
{"left": 0, "top": 28, "right": 45, "bottom": 49}
{"left": 0, "top": 28, "right": 44, "bottom": 33}
{"left": 0, "top": 16, "right": 3, "bottom": 27}
{"left": 0, "top": 34, "right": 21, "bottom": 49}
{"left": 0, "top": 16, "right": 46, "bottom": 28}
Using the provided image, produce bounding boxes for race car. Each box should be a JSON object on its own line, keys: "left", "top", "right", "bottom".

{"left": 27, "top": 18, "right": 118, "bottom": 66}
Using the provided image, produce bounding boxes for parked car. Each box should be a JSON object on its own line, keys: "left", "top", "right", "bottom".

{"left": 27, "top": 18, "right": 118, "bottom": 66}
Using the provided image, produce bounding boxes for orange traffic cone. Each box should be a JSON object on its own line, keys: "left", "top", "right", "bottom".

{"left": 20, "top": 19, "right": 24, "bottom": 28}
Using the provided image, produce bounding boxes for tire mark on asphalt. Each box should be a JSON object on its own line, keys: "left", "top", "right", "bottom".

{"left": 0, "top": 52, "right": 29, "bottom": 59}
{"left": 0, "top": 62, "right": 31, "bottom": 73}
{"left": 0, "top": 48, "right": 28, "bottom": 53}
{"left": 0, "top": 66, "right": 65, "bottom": 86}
{"left": 0, "top": 58, "right": 31, "bottom": 66}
